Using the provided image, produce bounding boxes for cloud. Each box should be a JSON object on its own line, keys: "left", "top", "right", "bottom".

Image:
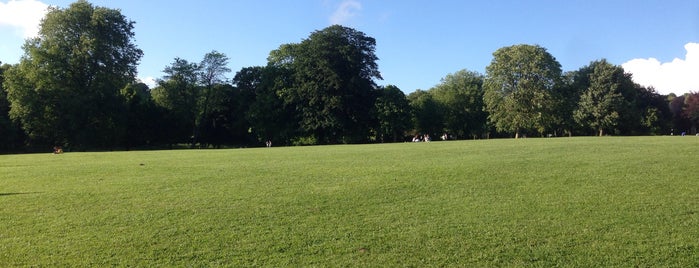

{"left": 622, "top": 43, "right": 699, "bottom": 95}
{"left": 330, "top": 0, "right": 361, "bottom": 25}
{"left": 139, "top": 76, "right": 157, "bottom": 88}
{"left": 0, "top": 0, "right": 49, "bottom": 38}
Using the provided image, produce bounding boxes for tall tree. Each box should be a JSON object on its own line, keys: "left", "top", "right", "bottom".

{"left": 668, "top": 94, "right": 690, "bottom": 134}
{"left": 374, "top": 85, "right": 411, "bottom": 142}
{"left": 635, "top": 86, "right": 671, "bottom": 135}
{"left": 237, "top": 66, "right": 297, "bottom": 146}
{"left": 120, "top": 82, "right": 165, "bottom": 148}
{"left": 683, "top": 92, "right": 699, "bottom": 134}
{"left": 407, "top": 89, "right": 443, "bottom": 137}
{"left": 430, "top": 69, "right": 487, "bottom": 139}
{"left": 270, "top": 25, "right": 382, "bottom": 144}
{"left": 558, "top": 69, "right": 591, "bottom": 136}
{"left": 197, "top": 50, "right": 232, "bottom": 146}
{"left": 151, "top": 58, "right": 201, "bottom": 145}
{"left": 483, "top": 44, "right": 562, "bottom": 138}
{"left": 0, "top": 63, "right": 25, "bottom": 152}
{"left": 4, "top": 0, "right": 142, "bottom": 149}
{"left": 573, "top": 60, "right": 626, "bottom": 136}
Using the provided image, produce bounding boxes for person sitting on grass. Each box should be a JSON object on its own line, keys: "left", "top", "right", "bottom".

{"left": 53, "top": 146, "right": 63, "bottom": 154}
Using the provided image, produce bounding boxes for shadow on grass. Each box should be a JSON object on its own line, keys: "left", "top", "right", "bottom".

{"left": 0, "top": 192, "right": 42, "bottom": 197}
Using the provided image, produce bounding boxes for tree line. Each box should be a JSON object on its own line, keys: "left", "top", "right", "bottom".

{"left": 1, "top": 0, "right": 698, "bottom": 153}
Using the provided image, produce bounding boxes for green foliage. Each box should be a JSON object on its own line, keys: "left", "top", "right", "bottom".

{"left": 1, "top": 137, "right": 698, "bottom": 266}
{"left": 683, "top": 92, "right": 699, "bottom": 133}
{"left": 3, "top": 0, "right": 142, "bottom": 149}
{"left": 120, "top": 82, "right": 165, "bottom": 148}
{"left": 373, "top": 85, "right": 411, "bottom": 142}
{"left": 237, "top": 66, "right": 298, "bottom": 145}
{"left": 484, "top": 44, "right": 562, "bottom": 138}
{"left": 0, "top": 63, "right": 25, "bottom": 151}
{"left": 407, "top": 89, "right": 443, "bottom": 136}
{"left": 431, "top": 69, "right": 487, "bottom": 139}
{"left": 151, "top": 58, "right": 201, "bottom": 145}
{"left": 270, "top": 25, "right": 382, "bottom": 144}
{"left": 573, "top": 60, "right": 626, "bottom": 136}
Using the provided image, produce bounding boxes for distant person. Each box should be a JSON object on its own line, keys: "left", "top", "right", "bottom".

{"left": 265, "top": 140, "right": 272, "bottom": 147}
{"left": 424, "top": 134, "right": 431, "bottom": 142}
{"left": 53, "top": 146, "right": 63, "bottom": 154}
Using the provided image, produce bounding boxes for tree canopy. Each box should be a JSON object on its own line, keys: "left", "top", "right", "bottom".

{"left": 4, "top": 0, "right": 142, "bottom": 148}
{"left": 0, "top": 0, "right": 696, "bottom": 153}
{"left": 270, "top": 25, "right": 382, "bottom": 144}
{"left": 483, "top": 44, "right": 562, "bottom": 138}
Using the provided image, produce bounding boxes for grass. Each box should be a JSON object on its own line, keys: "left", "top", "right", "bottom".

{"left": 1, "top": 136, "right": 698, "bottom": 266}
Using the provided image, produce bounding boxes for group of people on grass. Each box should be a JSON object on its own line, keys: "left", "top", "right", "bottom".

{"left": 412, "top": 133, "right": 451, "bottom": 143}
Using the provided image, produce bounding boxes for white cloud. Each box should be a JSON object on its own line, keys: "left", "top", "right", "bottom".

{"left": 622, "top": 42, "right": 699, "bottom": 95}
{"left": 0, "top": 0, "right": 49, "bottom": 38}
{"left": 330, "top": 0, "right": 361, "bottom": 25}
{"left": 139, "top": 76, "right": 157, "bottom": 88}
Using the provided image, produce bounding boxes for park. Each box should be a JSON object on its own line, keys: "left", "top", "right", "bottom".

{"left": 1, "top": 137, "right": 697, "bottom": 266}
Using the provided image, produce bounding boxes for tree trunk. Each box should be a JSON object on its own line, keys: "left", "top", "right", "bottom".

{"left": 598, "top": 128, "right": 604, "bottom": 137}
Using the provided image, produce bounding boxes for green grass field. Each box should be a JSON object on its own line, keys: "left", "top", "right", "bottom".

{"left": 1, "top": 137, "right": 698, "bottom": 266}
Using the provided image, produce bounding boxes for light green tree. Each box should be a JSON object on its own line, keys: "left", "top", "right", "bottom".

{"left": 483, "top": 44, "right": 562, "bottom": 138}
{"left": 573, "top": 59, "right": 625, "bottom": 136}
{"left": 431, "top": 69, "right": 487, "bottom": 139}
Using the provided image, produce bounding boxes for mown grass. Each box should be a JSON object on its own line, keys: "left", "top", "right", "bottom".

{"left": 1, "top": 137, "right": 698, "bottom": 266}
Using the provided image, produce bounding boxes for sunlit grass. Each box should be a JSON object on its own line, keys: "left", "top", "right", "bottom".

{"left": 1, "top": 137, "right": 698, "bottom": 266}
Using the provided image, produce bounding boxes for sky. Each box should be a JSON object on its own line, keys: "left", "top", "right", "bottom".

{"left": 1, "top": 0, "right": 698, "bottom": 95}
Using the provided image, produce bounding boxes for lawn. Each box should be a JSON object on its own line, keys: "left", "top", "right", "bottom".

{"left": 1, "top": 137, "right": 698, "bottom": 266}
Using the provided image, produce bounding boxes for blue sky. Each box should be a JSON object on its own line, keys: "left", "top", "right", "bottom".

{"left": 1, "top": 0, "right": 698, "bottom": 95}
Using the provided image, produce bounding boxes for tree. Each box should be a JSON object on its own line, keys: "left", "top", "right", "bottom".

{"left": 374, "top": 85, "right": 411, "bottom": 142}
{"left": 684, "top": 92, "right": 699, "bottom": 134}
{"left": 483, "top": 44, "right": 562, "bottom": 138}
{"left": 197, "top": 51, "right": 232, "bottom": 146}
{"left": 669, "top": 94, "right": 690, "bottom": 134}
{"left": 0, "top": 63, "right": 25, "bottom": 152}
{"left": 120, "top": 82, "right": 164, "bottom": 148}
{"left": 407, "top": 89, "right": 443, "bottom": 137}
{"left": 236, "top": 66, "right": 297, "bottom": 146}
{"left": 270, "top": 25, "right": 382, "bottom": 144}
{"left": 151, "top": 58, "right": 201, "bottom": 145}
{"left": 635, "top": 86, "right": 671, "bottom": 135}
{"left": 4, "top": 0, "right": 142, "bottom": 149}
{"left": 573, "top": 60, "right": 626, "bottom": 136}
{"left": 431, "top": 69, "right": 487, "bottom": 139}
{"left": 557, "top": 69, "right": 591, "bottom": 136}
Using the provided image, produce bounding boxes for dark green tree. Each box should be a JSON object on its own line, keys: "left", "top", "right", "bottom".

{"left": 557, "top": 69, "right": 590, "bottom": 136}
{"left": 683, "top": 92, "right": 699, "bottom": 134}
{"left": 0, "top": 63, "right": 25, "bottom": 152}
{"left": 573, "top": 60, "right": 626, "bottom": 136}
{"left": 431, "top": 69, "right": 487, "bottom": 139}
{"left": 270, "top": 25, "right": 382, "bottom": 144}
{"left": 4, "top": 0, "right": 142, "bottom": 149}
{"left": 236, "top": 66, "right": 297, "bottom": 146}
{"left": 120, "top": 82, "right": 165, "bottom": 149}
{"left": 407, "top": 89, "right": 443, "bottom": 138}
{"left": 635, "top": 86, "right": 671, "bottom": 135}
{"left": 151, "top": 58, "right": 201, "bottom": 145}
{"left": 669, "top": 94, "right": 690, "bottom": 134}
{"left": 483, "top": 44, "right": 562, "bottom": 138}
{"left": 197, "top": 51, "right": 232, "bottom": 146}
{"left": 374, "top": 85, "right": 411, "bottom": 142}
